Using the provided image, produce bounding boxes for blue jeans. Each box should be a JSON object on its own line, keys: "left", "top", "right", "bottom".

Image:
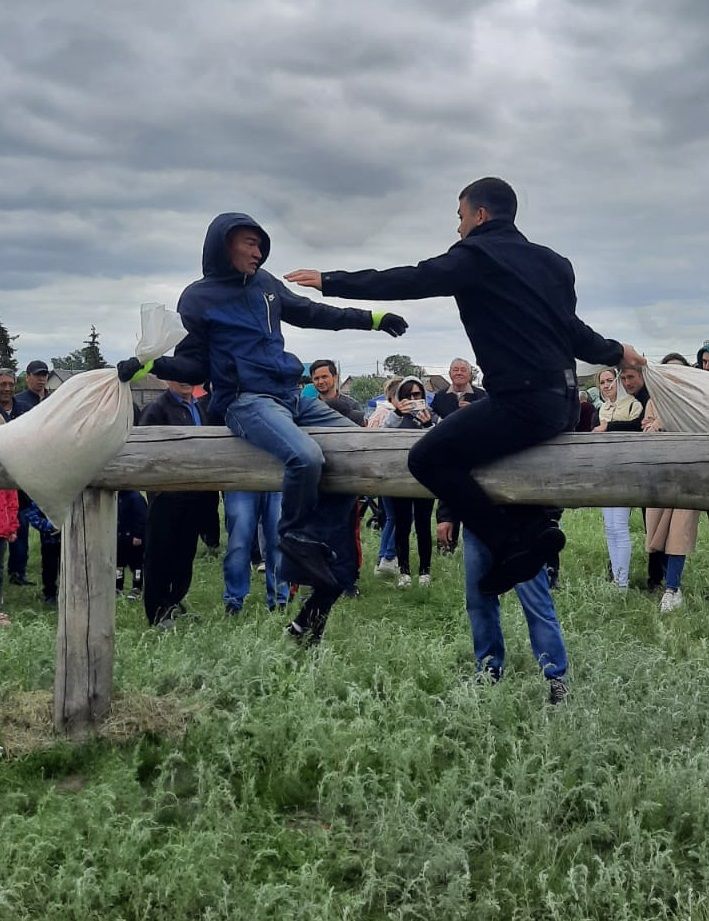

{"left": 378, "top": 496, "right": 396, "bottom": 561}
{"left": 665, "top": 554, "right": 686, "bottom": 591}
{"left": 223, "top": 491, "right": 289, "bottom": 610}
{"left": 463, "top": 527, "right": 567, "bottom": 680}
{"left": 226, "top": 391, "right": 357, "bottom": 537}
{"left": 225, "top": 391, "right": 359, "bottom": 589}
{"left": 7, "top": 507, "right": 29, "bottom": 578}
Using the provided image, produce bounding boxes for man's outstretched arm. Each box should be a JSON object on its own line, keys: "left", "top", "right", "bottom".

{"left": 285, "top": 247, "right": 471, "bottom": 302}
{"left": 277, "top": 280, "right": 407, "bottom": 337}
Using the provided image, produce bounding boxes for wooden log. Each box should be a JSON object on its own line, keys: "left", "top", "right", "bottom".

{"left": 88, "top": 427, "right": 709, "bottom": 511}
{"left": 54, "top": 488, "right": 117, "bottom": 737}
{"left": 3, "top": 428, "right": 709, "bottom": 509}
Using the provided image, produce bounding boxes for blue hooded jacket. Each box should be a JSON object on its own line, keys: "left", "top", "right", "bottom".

{"left": 153, "top": 213, "right": 374, "bottom": 419}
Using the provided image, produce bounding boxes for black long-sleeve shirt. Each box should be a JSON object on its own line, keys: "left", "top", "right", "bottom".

{"left": 322, "top": 219, "right": 623, "bottom": 396}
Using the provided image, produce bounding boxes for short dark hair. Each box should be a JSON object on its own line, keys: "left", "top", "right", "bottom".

{"left": 310, "top": 359, "right": 337, "bottom": 377}
{"left": 459, "top": 177, "right": 517, "bottom": 221}
{"left": 661, "top": 352, "right": 690, "bottom": 366}
{"left": 398, "top": 379, "right": 425, "bottom": 399}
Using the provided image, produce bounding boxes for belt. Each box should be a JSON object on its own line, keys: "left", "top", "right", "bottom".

{"left": 488, "top": 368, "right": 577, "bottom": 396}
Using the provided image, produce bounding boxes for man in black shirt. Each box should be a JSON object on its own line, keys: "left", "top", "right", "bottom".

{"left": 286, "top": 177, "right": 645, "bottom": 594}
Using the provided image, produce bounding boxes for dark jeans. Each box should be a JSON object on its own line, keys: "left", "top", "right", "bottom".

{"left": 408, "top": 388, "right": 577, "bottom": 555}
{"left": 391, "top": 497, "right": 435, "bottom": 575}
{"left": 143, "top": 493, "right": 202, "bottom": 624}
{"left": 41, "top": 539, "right": 60, "bottom": 600}
{"left": 7, "top": 508, "right": 29, "bottom": 578}
{"left": 117, "top": 537, "right": 144, "bottom": 591}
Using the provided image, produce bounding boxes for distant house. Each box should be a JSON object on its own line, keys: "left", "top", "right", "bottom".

{"left": 128, "top": 373, "right": 168, "bottom": 410}
{"left": 47, "top": 369, "right": 79, "bottom": 392}
{"left": 45, "top": 367, "right": 167, "bottom": 409}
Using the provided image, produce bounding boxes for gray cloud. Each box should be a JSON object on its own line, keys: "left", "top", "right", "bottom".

{"left": 2, "top": 0, "right": 709, "bottom": 374}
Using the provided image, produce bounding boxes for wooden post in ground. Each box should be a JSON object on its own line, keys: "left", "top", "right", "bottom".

{"left": 54, "top": 488, "right": 117, "bottom": 737}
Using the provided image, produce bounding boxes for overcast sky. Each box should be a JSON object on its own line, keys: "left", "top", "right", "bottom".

{"left": 2, "top": 0, "right": 709, "bottom": 377}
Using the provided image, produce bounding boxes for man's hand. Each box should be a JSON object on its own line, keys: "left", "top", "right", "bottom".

{"left": 372, "top": 312, "right": 408, "bottom": 337}
{"left": 621, "top": 343, "right": 646, "bottom": 367}
{"left": 117, "top": 358, "right": 153, "bottom": 383}
{"left": 436, "top": 522, "right": 454, "bottom": 548}
{"left": 117, "top": 358, "right": 143, "bottom": 382}
{"left": 284, "top": 269, "right": 322, "bottom": 291}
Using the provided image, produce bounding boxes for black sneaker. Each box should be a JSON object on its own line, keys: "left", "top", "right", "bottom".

{"left": 9, "top": 574, "right": 35, "bottom": 586}
{"left": 284, "top": 620, "right": 320, "bottom": 647}
{"left": 225, "top": 604, "right": 242, "bottom": 617}
{"left": 279, "top": 534, "right": 340, "bottom": 592}
{"left": 548, "top": 678, "right": 568, "bottom": 705}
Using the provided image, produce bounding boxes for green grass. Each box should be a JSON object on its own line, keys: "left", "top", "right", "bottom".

{"left": 2, "top": 508, "right": 709, "bottom": 920}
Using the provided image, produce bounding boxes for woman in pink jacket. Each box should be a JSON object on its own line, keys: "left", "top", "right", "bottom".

{"left": 0, "top": 487, "right": 19, "bottom": 625}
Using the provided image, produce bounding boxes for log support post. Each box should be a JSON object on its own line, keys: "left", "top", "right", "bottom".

{"left": 54, "top": 488, "right": 117, "bottom": 737}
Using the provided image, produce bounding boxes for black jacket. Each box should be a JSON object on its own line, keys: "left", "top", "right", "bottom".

{"left": 152, "top": 213, "right": 374, "bottom": 419}
{"left": 14, "top": 388, "right": 49, "bottom": 415}
{"left": 431, "top": 387, "right": 487, "bottom": 419}
{"left": 139, "top": 390, "right": 208, "bottom": 427}
{"left": 322, "top": 219, "right": 624, "bottom": 395}
{"left": 117, "top": 490, "right": 148, "bottom": 541}
{"left": 138, "top": 391, "right": 219, "bottom": 535}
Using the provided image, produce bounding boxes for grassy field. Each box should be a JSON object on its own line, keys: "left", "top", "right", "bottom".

{"left": 2, "top": 507, "right": 709, "bottom": 920}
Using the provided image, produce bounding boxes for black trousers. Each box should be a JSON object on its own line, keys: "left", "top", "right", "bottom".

{"left": 143, "top": 493, "right": 202, "bottom": 624}
{"left": 391, "top": 497, "right": 435, "bottom": 575}
{"left": 116, "top": 537, "right": 144, "bottom": 590}
{"left": 408, "top": 388, "right": 577, "bottom": 554}
{"left": 41, "top": 539, "right": 61, "bottom": 600}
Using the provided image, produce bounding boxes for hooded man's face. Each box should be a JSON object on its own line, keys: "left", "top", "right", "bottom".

{"left": 227, "top": 228, "right": 263, "bottom": 276}
{"left": 702, "top": 351, "right": 709, "bottom": 370}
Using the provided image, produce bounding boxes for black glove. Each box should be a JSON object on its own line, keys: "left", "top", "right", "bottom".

{"left": 376, "top": 313, "right": 408, "bottom": 337}
{"left": 116, "top": 357, "right": 143, "bottom": 383}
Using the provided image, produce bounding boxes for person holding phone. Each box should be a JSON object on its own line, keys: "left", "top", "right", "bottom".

{"left": 384, "top": 377, "right": 437, "bottom": 587}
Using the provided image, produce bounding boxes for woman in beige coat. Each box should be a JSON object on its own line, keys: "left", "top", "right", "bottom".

{"left": 643, "top": 397, "right": 700, "bottom": 612}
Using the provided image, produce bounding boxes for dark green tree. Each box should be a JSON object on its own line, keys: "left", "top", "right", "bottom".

{"left": 51, "top": 349, "right": 86, "bottom": 371}
{"left": 52, "top": 326, "right": 110, "bottom": 372}
{"left": 0, "top": 319, "right": 18, "bottom": 371}
{"left": 383, "top": 354, "right": 426, "bottom": 379}
{"left": 349, "top": 375, "right": 385, "bottom": 405}
{"left": 82, "top": 325, "right": 108, "bottom": 370}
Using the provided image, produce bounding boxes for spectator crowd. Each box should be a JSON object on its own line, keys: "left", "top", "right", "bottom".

{"left": 2, "top": 343, "right": 707, "bottom": 703}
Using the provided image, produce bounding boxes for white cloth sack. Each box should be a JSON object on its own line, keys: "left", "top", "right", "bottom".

{"left": 0, "top": 303, "right": 186, "bottom": 525}
{"left": 643, "top": 361, "right": 709, "bottom": 433}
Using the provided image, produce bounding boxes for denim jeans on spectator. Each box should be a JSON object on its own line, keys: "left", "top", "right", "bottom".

{"left": 7, "top": 507, "right": 29, "bottom": 578}
{"left": 225, "top": 391, "right": 357, "bottom": 539}
{"left": 463, "top": 527, "right": 567, "bottom": 680}
{"left": 665, "top": 553, "right": 686, "bottom": 591}
{"left": 378, "top": 496, "right": 397, "bottom": 562}
{"left": 223, "top": 490, "right": 289, "bottom": 610}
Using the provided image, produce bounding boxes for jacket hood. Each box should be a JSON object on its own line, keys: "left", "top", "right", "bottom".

{"left": 395, "top": 375, "right": 426, "bottom": 401}
{"left": 202, "top": 213, "right": 272, "bottom": 279}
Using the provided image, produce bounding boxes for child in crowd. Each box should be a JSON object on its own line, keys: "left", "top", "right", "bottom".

{"left": 0, "top": 487, "right": 19, "bottom": 626}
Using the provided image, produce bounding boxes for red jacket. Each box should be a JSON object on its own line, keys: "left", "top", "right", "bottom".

{"left": 0, "top": 489, "right": 19, "bottom": 539}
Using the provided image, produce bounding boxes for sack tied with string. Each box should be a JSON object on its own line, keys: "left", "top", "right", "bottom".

{"left": 0, "top": 303, "right": 186, "bottom": 525}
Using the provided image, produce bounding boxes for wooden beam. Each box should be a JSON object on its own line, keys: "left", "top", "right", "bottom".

{"left": 92, "top": 427, "right": 709, "bottom": 511}
{"left": 3, "top": 427, "right": 709, "bottom": 510}
{"left": 54, "top": 488, "right": 117, "bottom": 737}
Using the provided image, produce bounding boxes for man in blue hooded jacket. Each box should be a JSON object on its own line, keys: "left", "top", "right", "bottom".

{"left": 118, "top": 213, "right": 406, "bottom": 642}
